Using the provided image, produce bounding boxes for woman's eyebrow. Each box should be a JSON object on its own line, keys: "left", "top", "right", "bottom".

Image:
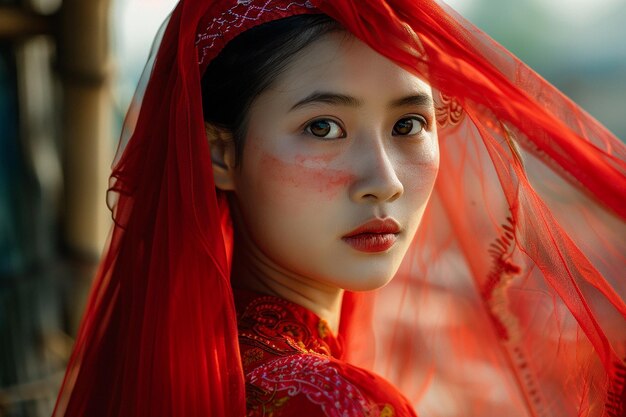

{"left": 289, "top": 91, "right": 362, "bottom": 112}
{"left": 288, "top": 91, "right": 434, "bottom": 112}
{"left": 389, "top": 93, "right": 433, "bottom": 109}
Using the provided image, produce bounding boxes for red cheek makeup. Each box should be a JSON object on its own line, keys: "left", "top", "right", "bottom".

{"left": 260, "top": 152, "right": 355, "bottom": 197}
{"left": 295, "top": 153, "right": 335, "bottom": 165}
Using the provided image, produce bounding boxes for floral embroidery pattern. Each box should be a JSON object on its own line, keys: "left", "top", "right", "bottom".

{"left": 435, "top": 93, "right": 464, "bottom": 128}
{"left": 380, "top": 404, "right": 395, "bottom": 417}
{"left": 239, "top": 295, "right": 337, "bottom": 358}
{"left": 483, "top": 216, "right": 521, "bottom": 342}
{"left": 607, "top": 358, "right": 626, "bottom": 417}
{"left": 246, "top": 384, "right": 292, "bottom": 416}
{"left": 483, "top": 219, "right": 551, "bottom": 416}
{"left": 242, "top": 347, "right": 266, "bottom": 367}
{"left": 247, "top": 354, "right": 374, "bottom": 417}
{"left": 236, "top": 291, "right": 414, "bottom": 416}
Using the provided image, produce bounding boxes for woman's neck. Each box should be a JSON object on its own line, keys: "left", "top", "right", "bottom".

{"left": 230, "top": 246, "right": 344, "bottom": 334}
{"left": 226, "top": 193, "right": 344, "bottom": 333}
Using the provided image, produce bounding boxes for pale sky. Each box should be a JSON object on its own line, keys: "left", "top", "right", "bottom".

{"left": 537, "top": 0, "right": 623, "bottom": 22}
{"left": 445, "top": 0, "right": 623, "bottom": 23}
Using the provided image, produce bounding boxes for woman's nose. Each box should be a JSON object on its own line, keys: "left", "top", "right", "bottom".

{"left": 349, "top": 137, "right": 404, "bottom": 203}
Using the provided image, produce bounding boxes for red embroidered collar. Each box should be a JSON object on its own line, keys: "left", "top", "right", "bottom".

{"left": 234, "top": 289, "right": 344, "bottom": 360}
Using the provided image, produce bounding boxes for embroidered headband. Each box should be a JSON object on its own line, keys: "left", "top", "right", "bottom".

{"left": 196, "top": 0, "right": 318, "bottom": 71}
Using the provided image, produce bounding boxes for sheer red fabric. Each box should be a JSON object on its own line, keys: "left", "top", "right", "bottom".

{"left": 53, "top": 1, "right": 626, "bottom": 417}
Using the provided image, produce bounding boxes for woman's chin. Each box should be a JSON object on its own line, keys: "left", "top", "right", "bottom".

{"left": 323, "top": 264, "right": 400, "bottom": 292}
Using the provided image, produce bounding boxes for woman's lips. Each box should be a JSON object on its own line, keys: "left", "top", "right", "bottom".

{"left": 342, "top": 233, "right": 398, "bottom": 253}
{"left": 342, "top": 218, "right": 401, "bottom": 253}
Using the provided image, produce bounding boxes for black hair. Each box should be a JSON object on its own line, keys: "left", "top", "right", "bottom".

{"left": 201, "top": 14, "right": 342, "bottom": 165}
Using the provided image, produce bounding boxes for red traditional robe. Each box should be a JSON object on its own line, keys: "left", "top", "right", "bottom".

{"left": 235, "top": 290, "right": 418, "bottom": 417}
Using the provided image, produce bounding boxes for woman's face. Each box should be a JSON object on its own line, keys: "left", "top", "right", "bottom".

{"left": 224, "top": 32, "right": 439, "bottom": 291}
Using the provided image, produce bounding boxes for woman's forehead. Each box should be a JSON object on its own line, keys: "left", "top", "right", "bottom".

{"left": 265, "top": 32, "right": 433, "bottom": 109}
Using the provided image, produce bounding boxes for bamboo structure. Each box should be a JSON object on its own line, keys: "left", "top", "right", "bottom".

{"left": 0, "top": 1, "right": 114, "bottom": 414}
{"left": 1, "top": 0, "right": 116, "bottom": 260}
{"left": 58, "top": 0, "right": 113, "bottom": 259}
{"left": 0, "top": 6, "right": 52, "bottom": 39}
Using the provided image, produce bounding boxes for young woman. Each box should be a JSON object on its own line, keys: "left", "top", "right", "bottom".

{"left": 53, "top": 1, "right": 626, "bottom": 416}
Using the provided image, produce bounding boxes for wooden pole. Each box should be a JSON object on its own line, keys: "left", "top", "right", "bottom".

{"left": 0, "top": 6, "right": 52, "bottom": 39}
{"left": 58, "top": 0, "right": 112, "bottom": 260}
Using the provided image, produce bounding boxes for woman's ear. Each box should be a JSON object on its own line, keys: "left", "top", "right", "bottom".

{"left": 205, "top": 122, "right": 237, "bottom": 191}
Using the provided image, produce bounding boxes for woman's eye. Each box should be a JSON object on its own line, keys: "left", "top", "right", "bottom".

{"left": 304, "top": 119, "right": 345, "bottom": 139}
{"left": 392, "top": 117, "right": 426, "bottom": 136}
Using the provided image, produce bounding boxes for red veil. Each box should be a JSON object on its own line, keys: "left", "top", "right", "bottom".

{"left": 52, "top": 1, "right": 626, "bottom": 416}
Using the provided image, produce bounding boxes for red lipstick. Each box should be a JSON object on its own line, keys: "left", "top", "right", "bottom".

{"left": 342, "top": 218, "right": 401, "bottom": 253}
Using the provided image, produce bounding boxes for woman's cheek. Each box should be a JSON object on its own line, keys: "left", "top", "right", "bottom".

{"left": 257, "top": 151, "right": 355, "bottom": 200}
{"left": 397, "top": 147, "right": 440, "bottom": 194}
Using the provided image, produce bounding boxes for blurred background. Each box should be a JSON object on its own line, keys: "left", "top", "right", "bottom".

{"left": 0, "top": 0, "right": 624, "bottom": 415}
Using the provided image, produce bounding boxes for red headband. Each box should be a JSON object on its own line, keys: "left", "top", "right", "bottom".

{"left": 196, "top": 0, "right": 318, "bottom": 72}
